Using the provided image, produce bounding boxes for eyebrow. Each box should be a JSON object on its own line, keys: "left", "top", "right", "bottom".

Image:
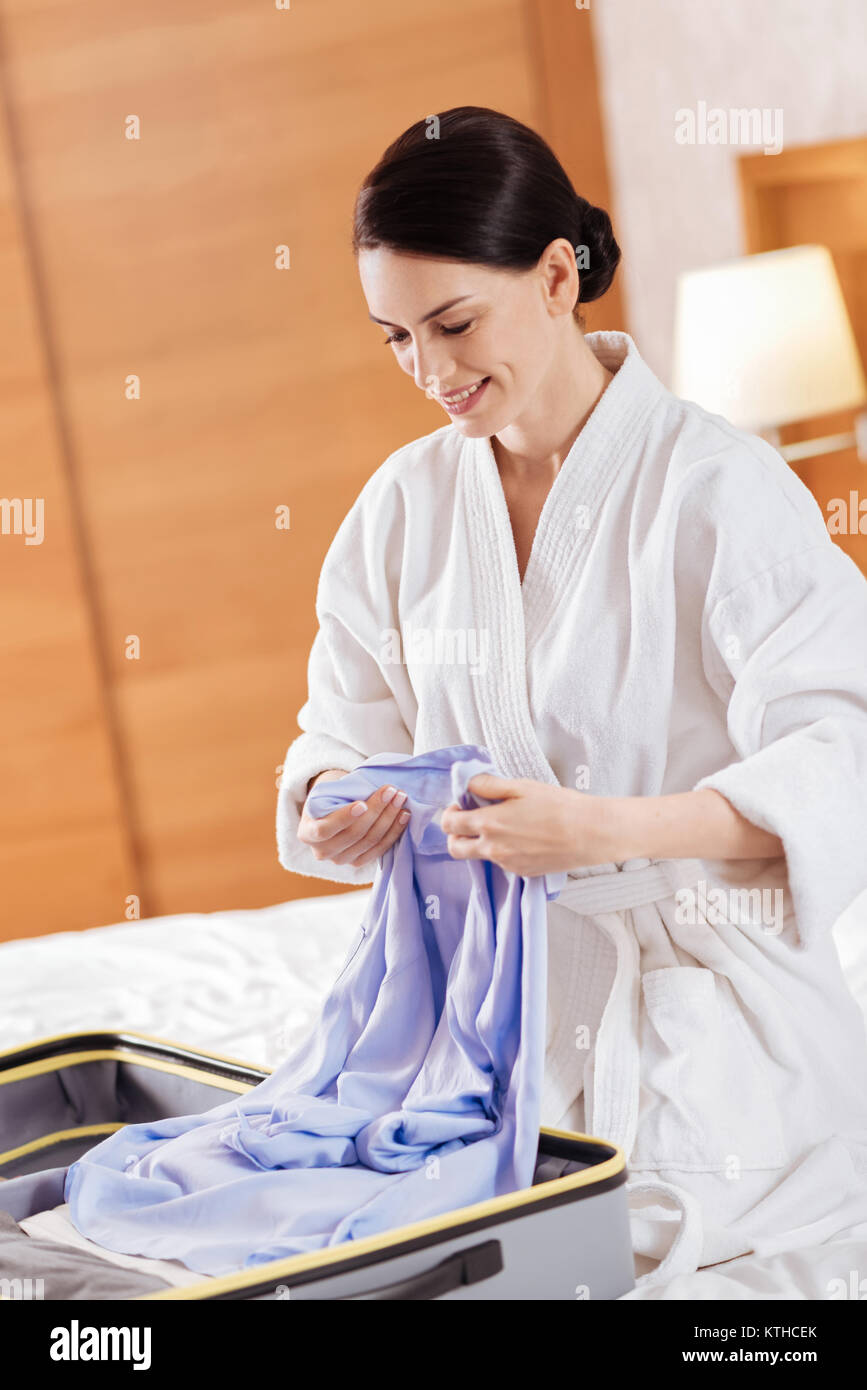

{"left": 368, "top": 295, "right": 475, "bottom": 328}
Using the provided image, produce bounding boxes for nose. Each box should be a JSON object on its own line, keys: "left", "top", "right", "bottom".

{"left": 410, "top": 339, "right": 457, "bottom": 395}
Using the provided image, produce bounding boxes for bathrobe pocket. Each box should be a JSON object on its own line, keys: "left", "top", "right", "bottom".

{"left": 630, "top": 966, "right": 787, "bottom": 1172}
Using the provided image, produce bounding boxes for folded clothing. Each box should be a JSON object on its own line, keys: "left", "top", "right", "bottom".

{"left": 0, "top": 1207, "right": 171, "bottom": 1299}
{"left": 17, "top": 1204, "right": 207, "bottom": 1289}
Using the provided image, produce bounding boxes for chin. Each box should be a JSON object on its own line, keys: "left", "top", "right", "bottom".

{"left": 450, "top": 415, "right": 491, "bottom": 438}
{"left": 448, "top": 399, "right": 515, "bottom": 439}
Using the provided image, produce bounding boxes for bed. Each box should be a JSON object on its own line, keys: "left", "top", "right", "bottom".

{"left": 2, "top": 884, "right": 867, "bottom": 1301}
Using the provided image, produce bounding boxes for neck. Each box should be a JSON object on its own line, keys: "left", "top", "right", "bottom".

{"left": 492, "top": 331, "right": 614, "bottom": 483}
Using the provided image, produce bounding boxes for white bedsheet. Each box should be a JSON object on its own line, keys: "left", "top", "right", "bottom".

{"left": 0, "top": 892, "right": 368, "bottom": 1065}
{"left": 2, "top": 885, "right": 866, "bottom": 1301}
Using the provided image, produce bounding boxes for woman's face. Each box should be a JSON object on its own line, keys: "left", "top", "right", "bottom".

{"left": 357, "top": 243, "right": 578, "bottom": 438}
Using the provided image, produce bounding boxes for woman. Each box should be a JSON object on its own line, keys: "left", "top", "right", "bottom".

{"left": 276, "top": 106, "right": 867, "bottom": 1286}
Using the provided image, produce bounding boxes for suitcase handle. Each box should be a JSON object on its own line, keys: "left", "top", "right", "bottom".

{"left": 339, "top": 1238, "right": 503, "bottom": 1300}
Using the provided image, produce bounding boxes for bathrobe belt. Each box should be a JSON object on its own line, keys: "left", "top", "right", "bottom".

{"left": 554, "top": 857, "right": 709, "bottom": 1286}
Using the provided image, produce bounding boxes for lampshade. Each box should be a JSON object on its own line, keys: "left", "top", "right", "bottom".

{"left": 671, "top": 245, "right": 867, "bottom": 431}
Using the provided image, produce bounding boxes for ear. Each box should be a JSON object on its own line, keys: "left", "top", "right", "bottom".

{"left": 538, "top": 237, "right": 581, "bottom": 318}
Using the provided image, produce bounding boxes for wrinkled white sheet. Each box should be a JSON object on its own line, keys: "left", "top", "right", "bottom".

{"left": 2, "top": 885, "right": 866, "bottom": 1301}
{"left": 0, "top": 892, "right": 367, "bottom": 1065}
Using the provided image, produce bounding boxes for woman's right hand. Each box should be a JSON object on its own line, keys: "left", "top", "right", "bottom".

{"left": 297, "top": 770, "right": 411, "bottom": 868}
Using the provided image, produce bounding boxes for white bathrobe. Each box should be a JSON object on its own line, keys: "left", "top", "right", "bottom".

{"left": 276, "top": 330, "right": 867, "bottom": 1288}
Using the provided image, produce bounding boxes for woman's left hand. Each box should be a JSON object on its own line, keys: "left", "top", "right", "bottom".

{"left": 439, "top": 774, "right": 627, "bottom": 876}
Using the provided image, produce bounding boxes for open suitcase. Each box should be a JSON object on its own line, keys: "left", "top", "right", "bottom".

{"left": 0, "top": 1030, "right": 636, "bottom": 1300}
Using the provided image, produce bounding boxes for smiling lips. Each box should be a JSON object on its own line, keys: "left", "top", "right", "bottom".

{"left": 438, "top": 376, "right": 491, "bottom": 414}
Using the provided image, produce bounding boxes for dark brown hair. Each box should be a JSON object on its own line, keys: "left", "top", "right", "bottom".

{"left": 352, "top": 106, "right": 620, "bottom": 325}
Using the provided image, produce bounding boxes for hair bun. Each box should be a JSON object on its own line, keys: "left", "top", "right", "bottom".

{"left": 576, "top": 202, "right": 621, "bottom": 304}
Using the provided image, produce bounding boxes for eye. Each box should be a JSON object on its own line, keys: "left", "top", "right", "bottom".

{"left": 383, "top": 320, "right": 474, "bottom": 346}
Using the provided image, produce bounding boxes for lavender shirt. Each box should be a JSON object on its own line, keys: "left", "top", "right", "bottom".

{"left": 64, "top": 746, "right": 565, "bottom": 1275}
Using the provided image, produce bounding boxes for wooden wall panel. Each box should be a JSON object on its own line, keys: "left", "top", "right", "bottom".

{"left": 0, "top": 57, "right": 135, "bottom": 939}
{"left": 528, "top": 0, "right": 628, "bottom": 334}
{"left": 0, "top": 0, "right": 624, "bottom": 932}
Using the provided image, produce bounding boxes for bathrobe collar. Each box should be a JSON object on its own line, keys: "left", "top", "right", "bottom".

{"left": 460, "top": 331, "right": 667, "bottom": 785}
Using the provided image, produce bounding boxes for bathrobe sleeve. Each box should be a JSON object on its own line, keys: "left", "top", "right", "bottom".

{"left": 276, "top": 461, "right": 417, "bottom": 885}
{"left": 692, "top": 529, "right": 867, "bottom": 953}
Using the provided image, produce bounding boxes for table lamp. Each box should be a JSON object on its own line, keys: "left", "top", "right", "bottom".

{"left": 671, "top": 245, "right": 867, "bottom": 464}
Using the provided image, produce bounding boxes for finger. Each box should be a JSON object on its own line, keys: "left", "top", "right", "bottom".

{"left": 446, "top": 833, "right": 486, "bottom": 860}
{"left": 316, "top": 784, "right": 407, "bottom": 860}
{"left": 300, "top": 782, "right": 402, "bottom": 846}
{"left": 331, "top": 789, "right": 411, "bottom": 863}
{"left": 465, "top": 773, "right": 520, "bottom": 797}
{"left": 440, "top": 805, "right": 483, "bottom": 836}
{"left": 298, "top": 797, "right": 372, "bottom": 845}
{"left": 352, "top": 808, "right": 412, "bottom": 867}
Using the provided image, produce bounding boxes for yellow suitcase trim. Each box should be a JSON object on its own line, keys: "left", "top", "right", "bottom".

{"left": 0, "top": 1029, "right": 633, "bottom": 1300}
